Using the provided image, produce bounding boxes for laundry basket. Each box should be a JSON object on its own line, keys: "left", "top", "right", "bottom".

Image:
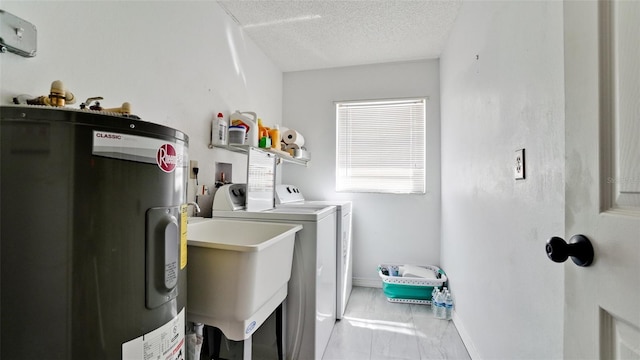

{"left": 378, "top": 264, "right": 447, "bottom": 305}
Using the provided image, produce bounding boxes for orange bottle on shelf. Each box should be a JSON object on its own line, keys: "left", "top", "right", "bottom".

{"left": 257, "top": 118, "right": 270, "bottom": 139}
{"left": 269, "top": 124, "right": 281, "bottom": 150}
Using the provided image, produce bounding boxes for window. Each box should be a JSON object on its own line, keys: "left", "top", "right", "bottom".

{"left": 336, "top": 98, "right": 426, "bottom": 194}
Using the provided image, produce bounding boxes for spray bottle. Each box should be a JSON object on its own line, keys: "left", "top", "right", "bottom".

{"left": 211, "top": 112, "right": 228, "bottom": 146}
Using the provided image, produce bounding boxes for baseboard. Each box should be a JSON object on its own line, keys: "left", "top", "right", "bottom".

{"left": 452, "top": 310, "right": 480, "bottom": 360}
{"left": 352, "top": 277, "right": 381, "bottom": 288}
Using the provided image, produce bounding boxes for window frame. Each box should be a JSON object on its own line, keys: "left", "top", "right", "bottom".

{"left": 335, "top": 97, "right": 427, "bottom": 194}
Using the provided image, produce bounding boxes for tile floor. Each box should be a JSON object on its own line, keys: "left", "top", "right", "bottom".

{"left": 322, "top": 287, "right": 470, "bottom": 360}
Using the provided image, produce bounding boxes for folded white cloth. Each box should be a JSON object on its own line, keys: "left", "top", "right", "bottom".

{"left": 400, "top": 265, "right": 437, "bottom": 279}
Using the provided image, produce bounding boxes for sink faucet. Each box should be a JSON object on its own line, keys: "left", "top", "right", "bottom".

{"left": 187, "top": 201, "right": 201, "bottom": 215}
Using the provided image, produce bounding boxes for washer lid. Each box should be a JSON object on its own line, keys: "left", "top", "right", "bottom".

{"left": 276, "top": 200, "right": 352, "bottom": 215}
{"left": 269, "top": 207, "right": 326, "bottom": 214}
{"left": 212, "top": 204, "right": 335, "bottom": 222}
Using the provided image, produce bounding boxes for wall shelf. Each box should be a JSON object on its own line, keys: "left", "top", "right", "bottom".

{"left": 210, "top": 144, "right": 310, "bottom": 166}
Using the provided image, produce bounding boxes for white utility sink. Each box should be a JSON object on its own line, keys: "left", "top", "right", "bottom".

{"left": 186, "top": 218, "right": 302, "bottom": 341}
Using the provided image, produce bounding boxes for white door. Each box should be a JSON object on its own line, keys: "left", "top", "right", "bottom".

{"left": 563, "top": 0, "right": 640, "bottom": 358}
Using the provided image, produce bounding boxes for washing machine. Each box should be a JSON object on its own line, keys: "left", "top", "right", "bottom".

{"left": 212, "top": 183, "right": 337, "bottom": 360}
{"left": 275, "top": 185, "right": 353, "bottom": 320}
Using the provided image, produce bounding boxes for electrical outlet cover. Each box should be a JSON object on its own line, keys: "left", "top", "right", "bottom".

{"left": 189, "top": 160, "right": 198, "bottom": 179}
{"left": 515, "top": 149, "right": 525, "bottom": 180}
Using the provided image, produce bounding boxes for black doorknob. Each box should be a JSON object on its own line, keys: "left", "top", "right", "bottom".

{"left": 546, "top": 234, "right": 594, "bottom": 267}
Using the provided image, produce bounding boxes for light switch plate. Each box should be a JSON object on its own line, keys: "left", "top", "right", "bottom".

{"left": 515, "top": 149, "right": 525, "bottom": 180}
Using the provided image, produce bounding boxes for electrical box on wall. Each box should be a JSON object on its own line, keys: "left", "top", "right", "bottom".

{"left": 515, "top": 149, "right": 525, "bottom": 180}
{"left": 0, "top": 10, "right": 37, "bottom": 57}
{"left": 189, "top": 160, "right": 198, "bottom": 180}
{"left": 215, "top": 162, "right": 232, "bottom": 185}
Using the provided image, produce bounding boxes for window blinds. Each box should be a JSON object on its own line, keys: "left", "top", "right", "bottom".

{"left": 336, "top": 98, "right": 426, "bottom": 194}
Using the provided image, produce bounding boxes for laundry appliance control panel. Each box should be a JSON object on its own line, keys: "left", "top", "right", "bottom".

{"left": 212, "top": 183, "right": 246, "bottom": 211}
{"left": 275, "top": 184, "right": 306, "bottom": 204}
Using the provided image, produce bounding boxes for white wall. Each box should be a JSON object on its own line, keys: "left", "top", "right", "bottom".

{"left": 282, "top": 60, "right": 441, "bottom": 285}
{"left": 0, "top": 1, "right": 282, "bottom": 202}
{"left": 440, "top": 2, "right": 565, "bottom": 359}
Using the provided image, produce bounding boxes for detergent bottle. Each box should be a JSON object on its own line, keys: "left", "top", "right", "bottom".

{"left": 269, "top": 124, "right": 281, "bottom": 150}
{"left": 257, "top": 118, "right": 271, "bottom": 148}
{"left": 229, "top": 110, "right": 258, "bottom": 147}
{"left": 257, "top": 118, "right": 269, "bottom": 138}
{"left": 211, "top": 112, "right": 228, "bottom": 146}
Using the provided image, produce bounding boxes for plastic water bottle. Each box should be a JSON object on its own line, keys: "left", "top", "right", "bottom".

{"left": 434, "top": 291, "right": 446, "bottom": 319}
{"left": 390, "top": 266, "right": 398, "bottom": 276}
{"left": 434, "top": 287, "right": 446, "bottom": 319}
{"left": 431, "top": 288, "right": 440, "bottom": 316}
{"left": 444, "top": 292, "right": 453, "bottom": 320}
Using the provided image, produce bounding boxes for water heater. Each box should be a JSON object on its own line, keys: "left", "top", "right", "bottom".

{"left": 0, "top": 105, "right": 188, "bottom": 359}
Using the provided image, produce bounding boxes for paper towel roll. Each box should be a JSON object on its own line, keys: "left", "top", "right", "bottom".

{"left": 284, "top": 143, "right": 300, "bottom": 150}
{"left": 282, "top": 129, "right": 305, "bottom": 147}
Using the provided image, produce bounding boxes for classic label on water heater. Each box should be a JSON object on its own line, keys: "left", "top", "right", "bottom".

{"left": 122, "top": 308, "right": 185, "bottom": 360}
{"left": 92, "top": 131, "right": 186, "bottom": 173}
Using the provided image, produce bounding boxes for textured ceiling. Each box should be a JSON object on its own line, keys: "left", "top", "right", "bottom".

{"left": 218, "top": 0, "right": 462, "bottom": 72}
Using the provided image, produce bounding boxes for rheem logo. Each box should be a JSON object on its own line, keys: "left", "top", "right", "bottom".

{"left": 157, "top": 144, "right": 178, "bottom": 173}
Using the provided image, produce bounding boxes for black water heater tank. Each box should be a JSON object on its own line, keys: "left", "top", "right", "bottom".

{"left": 1, "top": 106, "right": 189, "bottom": 359}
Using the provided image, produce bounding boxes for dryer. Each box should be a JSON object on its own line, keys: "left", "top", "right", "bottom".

{"left": 212, "top": 184, "right": 337, "bottom": 360}
{"left": 275, "top": 185, "right": 353, "bottom": 320}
